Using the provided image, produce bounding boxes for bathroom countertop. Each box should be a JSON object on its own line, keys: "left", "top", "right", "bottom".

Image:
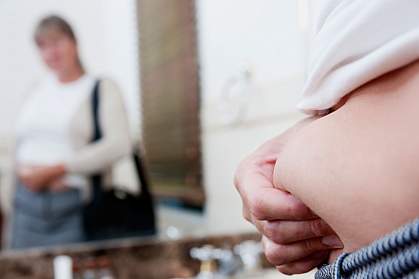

{"left": 262, "top": 269, "right": 316, "bottom": 278}
{"left": 0, "top": 232, "right": 268, "bottom": 279}
{"left": 0, "top": 233, "right": 319, "bottom": 278}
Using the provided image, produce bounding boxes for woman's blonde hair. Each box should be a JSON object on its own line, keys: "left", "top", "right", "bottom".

{"left": 34, "top": 15, "right": 77, "bottom": 45}
{"left": 34, "top": 15, "right": 84, "bottom": 70}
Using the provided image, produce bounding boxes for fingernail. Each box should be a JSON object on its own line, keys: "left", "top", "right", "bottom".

{"left": 322, "top": 235, "right": 343, "bottom": 248}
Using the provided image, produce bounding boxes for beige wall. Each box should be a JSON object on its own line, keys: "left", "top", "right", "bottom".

{"left": 202, "top": 78, "right": 305, "bottom": 234}
{"left": 197, "top": 0, "right": 309, "bottom": 233}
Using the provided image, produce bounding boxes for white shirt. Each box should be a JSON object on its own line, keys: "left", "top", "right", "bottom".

{"left": 298, "top": 0, "right": 419, "bottom": 115}
{"left": 15, "top": 75, "right": 132, "bottom": 190}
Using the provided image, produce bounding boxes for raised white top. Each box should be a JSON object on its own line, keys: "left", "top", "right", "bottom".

{"left": 298, "top": 0, "right": 419, "bottom": 115}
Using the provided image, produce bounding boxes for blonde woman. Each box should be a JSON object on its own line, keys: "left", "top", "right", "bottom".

{"left": 11, "top": 15, "right": 132, "bottom": 249}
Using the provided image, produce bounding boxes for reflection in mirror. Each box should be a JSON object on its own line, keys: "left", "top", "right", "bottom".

{"left": 10, "top": 14, "right": 157, "bottom": 250}
{"left": 0, "top": 0, "right": 204, "bottom": 252}
{"left": 0, "top": 0, "right": 312, "bottom": 277}
{"left": 0, "top": 0, "right": 306, "bottom": 261}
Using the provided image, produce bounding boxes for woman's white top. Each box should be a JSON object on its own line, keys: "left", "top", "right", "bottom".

{"left": 15, "top": 74, "right": 132, "bottom": 191}
{"left": 298, "top": 0, "right": 419, "bottom": 115}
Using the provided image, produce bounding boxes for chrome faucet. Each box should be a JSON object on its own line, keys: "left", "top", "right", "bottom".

{"left": 189, "top": 240, "right": 263, "bottom": 279}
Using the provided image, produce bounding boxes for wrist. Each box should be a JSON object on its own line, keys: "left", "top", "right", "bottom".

{"left": 49, "top": 164, "right": 67, "bottom": 180}
{"left": 55, "top": 164, "right": 67, "bottom": 176}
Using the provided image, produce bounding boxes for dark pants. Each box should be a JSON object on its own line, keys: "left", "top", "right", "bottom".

{"left": 315, "top": 219, "right": 419, "bottom": 279}
{"left": 11, "top": 183, "right": 84, "bottom": 249}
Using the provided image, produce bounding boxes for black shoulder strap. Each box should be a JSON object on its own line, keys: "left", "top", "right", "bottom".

{"left": 89, "top": 79, "right": 152, "bottom": 197}
{"left": 132, "top": 152, "right": 152, "bottom": 197}
{"left": 90, "top": 80, "right": 103, "bottom": 199}
{"left": 91, "top": 80, "right": 102, "bottom": 142}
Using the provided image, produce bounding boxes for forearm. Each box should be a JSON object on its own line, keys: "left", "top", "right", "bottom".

{"left": 65, "top": 136, "right": 131, "bottom": 175}
{"left": 66, "top": 79, "right": 132, "bottom": 175}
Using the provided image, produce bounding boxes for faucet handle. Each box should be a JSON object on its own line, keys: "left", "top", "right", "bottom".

{"left": 190, "top": 245, "right": 220, "bottom": 276}
{"left": 234, "top": 241, "right": 263, "bottom": 270}
{"left": 190, "top": 245, "right": 216, "bottom": 261}
{"left": 212, "top": 248, "right": 234, "bottom": 261}
{"left": 213, "top": 248, "right": 242, "bottom": 276}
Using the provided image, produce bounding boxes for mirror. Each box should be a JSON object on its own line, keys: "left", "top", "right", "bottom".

{"left": 0, "top": 0, "right": 307, "bottom": 252}
{"left": 0, "top": 0, "right": 204, "bottom": 251}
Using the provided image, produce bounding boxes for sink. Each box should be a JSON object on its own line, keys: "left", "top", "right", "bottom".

{"left": 261, "top": 269, "right": 316, "bottom": 278}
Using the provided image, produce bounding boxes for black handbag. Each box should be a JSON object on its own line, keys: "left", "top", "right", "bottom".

{"left": 83, "top": 80, "right": 157, "bottom": 241}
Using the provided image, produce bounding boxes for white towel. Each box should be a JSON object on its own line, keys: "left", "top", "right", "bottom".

{"left": 298, "top": 0, "right": 419, "bottom": 115}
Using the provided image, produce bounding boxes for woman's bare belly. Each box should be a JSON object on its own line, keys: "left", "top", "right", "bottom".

{"left": 274, "top": 61, "right": 419, "bottom": 254}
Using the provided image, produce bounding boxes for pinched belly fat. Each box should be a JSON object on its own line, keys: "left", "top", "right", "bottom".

{"left": 273, "top": 73, "right": 419, "bottom": 252}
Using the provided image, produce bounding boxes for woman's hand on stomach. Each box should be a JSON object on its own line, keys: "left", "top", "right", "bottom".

{"left": 18, "top": 164, "right": 67, "bottom": 192}
{"left": 235, "top": 117, "right": 343, "bottom": 275}
{"left": 49, "top": 178, "right": 72, "bottom": 192}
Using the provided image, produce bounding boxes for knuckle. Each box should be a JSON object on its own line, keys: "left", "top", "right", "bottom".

{"left": 266, "top": 223, "right": 288, "bottom": 244}
{"left": 309, "top": 219, "right": 324, "bottom": 237}
{"left": 302, "top": 239, "right": 319, "bottom": 252}
{"left": 293, "top": 222, "right": 309, "bottom": 241}
{"left": 233, "top": 170, "right": 242, "bottom": 190}
{"left": 262, "top": 222, "right": 276, "bottom": 240}
{"left": 233, "top": 159, "right": 254, "bottom": 197}
{"left": 248, "top": 196, "right": 267, "bottom": 219}
{"left": 243, "top": 214, "right": 252, "bottom": 223}
{"left": 233, "top": 160, "right": 248, "bottom": 189}
{"left": 264, "top": 243, "right": 285, "bottom": 265}
{"left": 242, "top": 208, "right": 252, "bottom": 223}
{"left": 284, "top": 200, "right": 306, "bottom": 218}
{"left": 273, "top": 234, "right": 287, "bottom": 244}
{"left": 233, "top": 175, "right": 241, "bottom": 192}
